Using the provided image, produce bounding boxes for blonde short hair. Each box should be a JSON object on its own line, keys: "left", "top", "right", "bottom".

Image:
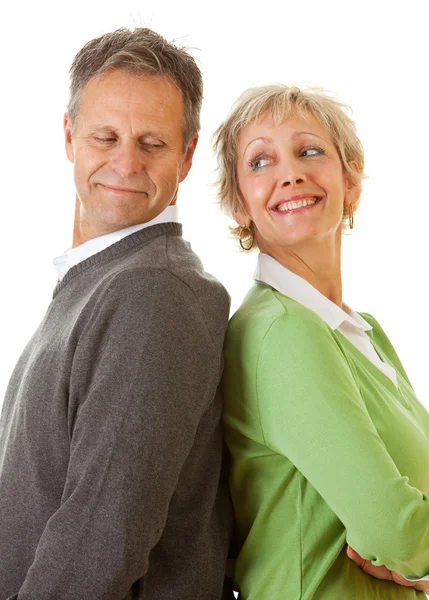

{"left": 213, "top": 85, "right": 365, "bottom": 250}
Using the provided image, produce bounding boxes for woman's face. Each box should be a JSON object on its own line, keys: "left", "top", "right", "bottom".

{"left": 236, "top": 110, "right": 359, "bottom": 253}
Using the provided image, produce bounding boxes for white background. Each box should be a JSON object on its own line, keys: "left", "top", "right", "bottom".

{"left": 1, "top": 0, "right": 428, "bottom": 408}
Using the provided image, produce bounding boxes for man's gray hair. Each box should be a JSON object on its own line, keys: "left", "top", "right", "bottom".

{"left": 67, "top": 27, "right": 203, "bottom": 146}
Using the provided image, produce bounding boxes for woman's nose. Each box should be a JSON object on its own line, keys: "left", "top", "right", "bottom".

{"left": 279, "top": 157, "right": 307, "bottom": 187}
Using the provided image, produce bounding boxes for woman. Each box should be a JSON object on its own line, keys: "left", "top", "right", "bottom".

{"left": 214, "top": 85, "right": 429, "bottom": 599}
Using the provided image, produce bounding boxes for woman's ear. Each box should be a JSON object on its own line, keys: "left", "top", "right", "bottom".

{"left": 345, "top": 160, "right": 362, "bottom": 207}
{"left": 237, "top": 217, "right": 252, "bottom": 229}
{"left": 234, "top": 202, "right": 252, "bottom": 229}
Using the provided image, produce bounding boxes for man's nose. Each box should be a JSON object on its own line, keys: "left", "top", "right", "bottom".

{"left": 109, "top": 140, "right": 144, "bottom": 178}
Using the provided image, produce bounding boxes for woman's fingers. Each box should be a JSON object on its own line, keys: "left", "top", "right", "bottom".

{"left": 346, "top": 546, "right": 427, "bottom": 589}
{"left": 346, "top": 546, "right": 392, "bottom": 579}
{"left": 345, "top": 546, "right": 391, "bottom": 578}
{"left": 345, "top": 546, "right": 366, "bottom": 569}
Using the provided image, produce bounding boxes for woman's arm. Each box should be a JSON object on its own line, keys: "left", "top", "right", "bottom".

{"left": 256, "top": 312, "right": 429, "bottom": 579}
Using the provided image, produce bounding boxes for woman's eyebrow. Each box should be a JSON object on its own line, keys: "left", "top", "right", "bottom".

{"left": 294, "top": 131, "right": 327, "bottom": 142}
{"left": 243, "top": 131, "right": 327, "bottom": 152}
{"left": 243, "top": 136, "right": 272, "bottom": 153}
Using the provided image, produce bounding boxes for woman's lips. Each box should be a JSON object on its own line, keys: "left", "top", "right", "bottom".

{"left": 271, "top": 196, "right": 323, "bottom": 214}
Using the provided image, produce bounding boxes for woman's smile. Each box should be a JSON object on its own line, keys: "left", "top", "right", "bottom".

{"left": 270, "top": 194, "right": 324, "bottom": 215}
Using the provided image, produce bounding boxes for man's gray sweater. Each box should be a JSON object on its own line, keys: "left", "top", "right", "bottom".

{"left": 0, "top": 223, "right": 232, "bottom": 600}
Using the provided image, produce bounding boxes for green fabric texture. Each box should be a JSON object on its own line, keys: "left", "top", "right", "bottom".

{"left": 223, "top": 282, "right": 429, "bottom": 599}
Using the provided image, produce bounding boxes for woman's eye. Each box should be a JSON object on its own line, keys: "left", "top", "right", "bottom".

{"left": 250, "top": 156, "right": 270, "bottom": 172}
{"left": 302, "top": 147, "right": 324, "bottom": 157}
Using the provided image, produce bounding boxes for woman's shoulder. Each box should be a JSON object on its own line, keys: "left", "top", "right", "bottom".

{"left": 357, "top": 311, "right": 396, "bottom": 353}
{"left": 358, "top": 311, "right": 412, "bottom": 386}
{"left": 227, "top": 282, "right": 331, "bottom": 350}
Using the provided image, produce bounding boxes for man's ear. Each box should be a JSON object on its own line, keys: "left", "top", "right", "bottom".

{"left": 178, "top": 134, "right": 199, "bottom": 183}
{"left": 345, "top": 160, "right": 362, "bottom": 207}
{"left": 64, "top": 113, "right": 75, "bottom": 163}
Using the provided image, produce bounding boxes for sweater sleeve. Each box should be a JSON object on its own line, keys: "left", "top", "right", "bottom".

{"left": 256, "top": 313, "right": 429, "bottom": 579}
{"left": 13, "top": 269, "right": 223, "bottom": 599}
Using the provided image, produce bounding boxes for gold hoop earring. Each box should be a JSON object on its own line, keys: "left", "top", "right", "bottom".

{"left": 239, "top": 226, "right": 254, "bottom": 251}
{"left": 348, "top": 204, "right": 354, "bottom": 230}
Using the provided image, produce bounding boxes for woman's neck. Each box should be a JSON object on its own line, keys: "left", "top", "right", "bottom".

{"left": 260, "top": 232, "right": 343, "bottom": 308}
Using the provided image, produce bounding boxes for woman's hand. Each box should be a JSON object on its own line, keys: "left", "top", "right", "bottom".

{"left": 346, "top": 546, "right": 429, "bottom": 592}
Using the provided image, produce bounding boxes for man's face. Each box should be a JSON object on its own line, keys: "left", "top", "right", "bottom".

{"left": 64, "top": 70, "right": 197, "bottom": 243}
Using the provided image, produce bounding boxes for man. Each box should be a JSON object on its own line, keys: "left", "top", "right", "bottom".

{"left": 0, "top": 28, "right": 232, "bottom": 599}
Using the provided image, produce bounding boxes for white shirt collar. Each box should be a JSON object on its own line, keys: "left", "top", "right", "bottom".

{"left": 53, "top": 205, "right": 179, "bottom": 281}
{"left": 254, "top": 253, "right": 373, "bottom": 334}
{"left": 254, "top": 253, "right": 398, "bottom": 386}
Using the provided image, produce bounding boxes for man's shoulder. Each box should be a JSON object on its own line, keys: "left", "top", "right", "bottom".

{"left": 112, "top": 233, "right": 229, "bottom": 307}
{"left": 164, "top": 233, "right": 230, "bottom": 304}
{"left": 87, "top": 239, "right": 230, "bottom": 336}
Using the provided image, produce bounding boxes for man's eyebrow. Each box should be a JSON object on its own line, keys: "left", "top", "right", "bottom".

{"left": 85, "top": 125, "right": 119, "bottom": 136}
{"left": 85, "top": 125, "right": 168, "bottom": 139}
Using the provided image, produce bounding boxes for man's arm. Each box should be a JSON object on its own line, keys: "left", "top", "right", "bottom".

{"left": 11, "top": 269, "right": 225, "bottom": 599}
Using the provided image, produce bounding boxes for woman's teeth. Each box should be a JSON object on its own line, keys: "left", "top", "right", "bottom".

{"left": 276, "top": 197, "right": 319, "bottom": 212}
